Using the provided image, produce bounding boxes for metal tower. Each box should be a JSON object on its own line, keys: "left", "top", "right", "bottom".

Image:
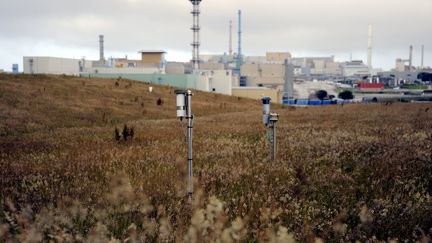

{"left": 229, "top": 20, "right": 233, "bottom": 56}
{"left": 235, "top": 10, "right": 243, "bottom": 75}
{"left": 190, "top": 0, "right": 202, "bottom": 72}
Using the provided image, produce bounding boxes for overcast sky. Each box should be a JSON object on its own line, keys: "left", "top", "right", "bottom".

{"left": 0, "top": 0, "right": 431, "bottom": 71}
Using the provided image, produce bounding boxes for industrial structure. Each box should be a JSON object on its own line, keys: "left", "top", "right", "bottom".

{"left": 190, "top": 0, "right": 202, "bottom": 72}
{"left": 395, "top": 45, "right": 416, "bottom": 72}
{"left": 99, "top": 35, "right": 105, "bottom": 63}
{"left": 421, "top": 45, "right": 424, "bottom": 69}
{"left": 12, "top": 64, "right": 19, "bottom": 74}
{"left": 367, "top": 24, "right": 373, "bottom": 73}
{"left": 234, "top": 10, "right": 243, "bottom": 75}
{"left": 18, "top": 3, "right": 430, "bottom": 105}
{"left": 409, "top": 45, "right": 413, "bottom": 72}
{"left": 229, "top": 20, "right": 233, "bottom": 56}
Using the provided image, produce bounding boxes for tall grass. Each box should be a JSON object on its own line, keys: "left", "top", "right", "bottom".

{"left": 1, "top": 74, "right": 432, "bottom": 242}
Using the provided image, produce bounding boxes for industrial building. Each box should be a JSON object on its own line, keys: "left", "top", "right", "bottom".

{"left": 23, "top": 57, "right": 83, "bottom": 75}
{"left": 17, "top": 0, "right": 429, "bottom": 105}
{"left": 342, "top": 60, "right": 370, "bottom": 77}
{"left": 22, "top": 33, "right": 233, "bottom": 96}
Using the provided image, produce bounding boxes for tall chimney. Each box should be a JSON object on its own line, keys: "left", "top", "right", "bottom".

{"left": 421, "top": 45, "right": 424, "bottom": 69}
{"left": 283, "top": 59, "right": 294, "bottom": 99}
{"left": 409, "top": 45, "right": 413, "bottom": 71}
{"left": 367, "top": 24, "right": 373, "bottom": 72}
{"left": 99, "top": 35, "right": 105, "bottom": 62}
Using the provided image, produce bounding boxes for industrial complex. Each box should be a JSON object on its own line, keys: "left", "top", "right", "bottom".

{"left": 18, "top": 1, "right": 432, "bottom": 104}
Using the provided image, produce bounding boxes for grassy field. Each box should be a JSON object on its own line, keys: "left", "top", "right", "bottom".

{"left": 1, "top": 74, "right": 432, "bottom": 242}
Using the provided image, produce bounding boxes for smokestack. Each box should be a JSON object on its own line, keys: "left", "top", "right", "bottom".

{"left": 283, "top": 59, "right": 294, "bottom": 99}
{"left": 421, "top": 45, "right": 424, "bottom": 69}
{"left": 99, "top": 35, "right": 105, "bottom": 62}
{"left": 367, "top": 24, "right": 373, "bottom": 72}
{"left": 409, "top": 45, "right": 413, "bottom": 71}
{"left": 229, "top": 20, "right": 233, "bottom": 56}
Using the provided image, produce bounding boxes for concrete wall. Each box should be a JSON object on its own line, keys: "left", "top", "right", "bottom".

{"left": 23, "top": 57, "right": 81, "bottom": 75}
{"left": 85, "top": 71, "right": 232, "bottom": 96}
{"left": 196, "top": 75, "right": 210, "bottom": 92}
{"left": 232, "top": 87, "right": 281, "bottom": 103}
{"left": 83, "top": 67, "right": 161, "bottom": 74}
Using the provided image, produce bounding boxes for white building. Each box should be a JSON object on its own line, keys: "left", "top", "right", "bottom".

{"left": 23, "top": 57, "right": 83, "bottom": 75}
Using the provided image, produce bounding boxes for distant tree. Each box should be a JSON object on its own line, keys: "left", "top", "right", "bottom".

{"left": 418, "top": 72, "right": 432, "bottom": 82}
{"left": 338, "top": 90, "right": 354, "bottom": 100}
{"left": 315, "top": 90, "right": 328, "bottom": 103}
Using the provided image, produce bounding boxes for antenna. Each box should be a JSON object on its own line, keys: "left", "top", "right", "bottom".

{"left": 190, "top": 0, "right": 202, "bottom": 72}
{"left": 229, "top": 20, "right": 233, "bottom": 56}
{"left": 235, "top": 10, "right": 243, "bottom": 75}
{"left": 176, "top": 90, "right": 194, "bottom": 199}
{"left": 261, "top": 97, "right": 279, "bottom": 161}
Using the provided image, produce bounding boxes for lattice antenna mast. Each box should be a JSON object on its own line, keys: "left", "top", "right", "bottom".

{"left": 190, "top": 0, "right": 202, "bottom": 72}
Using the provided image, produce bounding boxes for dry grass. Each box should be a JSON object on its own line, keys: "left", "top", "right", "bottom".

{"left": 1, "top": 74, "right": 432, "bottom": 242}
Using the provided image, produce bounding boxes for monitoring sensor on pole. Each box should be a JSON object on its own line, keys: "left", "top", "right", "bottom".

{"left": 261, "top": 97, "right": 279, "bottom": 161}
{"left": 176, "top": 90, "right": 194, "bottom": 198}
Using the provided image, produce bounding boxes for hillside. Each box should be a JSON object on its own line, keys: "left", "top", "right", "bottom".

{"left": 0, "top": 73, "right": 259, "bottom": 137}
{"left": 1, "top": 74, "right": 432, "bottom": 242}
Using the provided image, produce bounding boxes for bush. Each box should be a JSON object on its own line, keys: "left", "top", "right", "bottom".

{"left": 315, "top": 90, "right": 328, "bottom": 101}
{"left": 114, "top": 125, "right": 134, "bottom": 142}
{"left": 338, "top": 90, "right": 354, "bottom": 100}
{"left": 157, "top": 98, "right": 163, "bottom": 106}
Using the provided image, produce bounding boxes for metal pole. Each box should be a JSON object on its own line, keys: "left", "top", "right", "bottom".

{"left": 272, "top": 122, "right": 276, "bottom": 161}
{"left": 187, "top": 90, "right": 193, "bottom": 198}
